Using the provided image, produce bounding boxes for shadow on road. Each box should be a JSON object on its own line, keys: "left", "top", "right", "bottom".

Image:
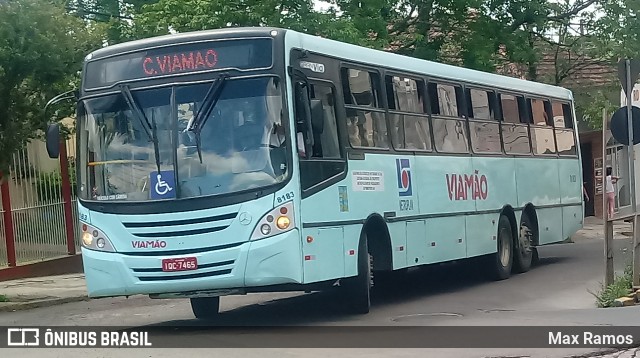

{"left": 138, "top": 253, "right": 570, "bottom": 328}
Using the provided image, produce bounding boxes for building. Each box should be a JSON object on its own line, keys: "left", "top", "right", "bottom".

{"left": 606, "top": 83, "right": 640, "bottom": 219}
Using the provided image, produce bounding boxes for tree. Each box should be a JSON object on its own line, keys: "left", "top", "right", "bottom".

{"left": 0, "top": 0, "right": 104, "bottom": 175}
{"left": 76, "top": 0, "right": 624, "bottom": 132}
{"left": 131, "top": 0, "right": 323, "bottom": 38}
{"left": 65, "top": 0, "right": 159, "bottom": 43}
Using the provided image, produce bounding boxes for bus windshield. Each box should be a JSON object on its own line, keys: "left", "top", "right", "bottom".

{"left": 78, "top": 76, "right": 288, "bottom": 202}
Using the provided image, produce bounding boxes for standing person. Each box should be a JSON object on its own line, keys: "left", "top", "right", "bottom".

{"left": 583, "top": 182, "right": 589, "bottom": 202}
{"left": 605, "top": 167, "right": 620, "bottom": 219}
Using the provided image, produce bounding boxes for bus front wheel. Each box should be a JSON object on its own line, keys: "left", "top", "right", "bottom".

{"left": 491, "top": 215, "right": 513, "bottom": 280}
{"left": 343, "top": 232, "right": 372, "bottom": 314}
{"left": 190, "top": 296, "right": 220, "bottom": 320}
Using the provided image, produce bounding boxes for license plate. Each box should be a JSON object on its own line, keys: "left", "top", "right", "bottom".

{"left": 162, "top": 257, "right": 198, "bottom": 272}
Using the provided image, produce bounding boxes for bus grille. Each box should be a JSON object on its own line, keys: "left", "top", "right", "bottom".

{"left": 121, "top": 212, "right": 238, "bottom": 239}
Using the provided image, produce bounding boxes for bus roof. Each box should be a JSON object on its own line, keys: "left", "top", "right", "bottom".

{"left": 86, "top": 26, "right": 573, "bottom": 101}
{"left": 284, "top": 30, "right": 574, "bottom": 101}
{"left": 86, "top": 27, "right": 281, "bottom": 60}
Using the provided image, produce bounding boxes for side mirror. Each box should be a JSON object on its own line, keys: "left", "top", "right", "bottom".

{"left": 46, "top": 123, "right": 60, "bottom": 158}
{"left": 43, "top": 89, "right": 77, "bottom": 159}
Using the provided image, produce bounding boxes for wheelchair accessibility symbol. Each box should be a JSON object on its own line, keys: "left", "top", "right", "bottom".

{"left": 150, "top": 171, "right": 176, "bottom": 199}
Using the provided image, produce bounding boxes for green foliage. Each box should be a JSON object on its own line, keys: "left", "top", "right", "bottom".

{"left": 33, "top": 163, "right": 77, "bottom": 202}
{"left": 593, "top": 0, "right": 640, "bottom": 59}
{"left": 0, "top": 0, "right": 104, "bottom": 174}
{"left": 0, "top": 295, "right": 7, "bottom": 302}
{"left": 573, "top": 83, "right": 620, "bottom": 130}
{"left": 593, "top": 265, "right": 633, "bottom": 308}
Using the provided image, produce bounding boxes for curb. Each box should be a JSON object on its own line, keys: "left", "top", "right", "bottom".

{"left": 0, "top": 296, "right": 90, "bottom": 312}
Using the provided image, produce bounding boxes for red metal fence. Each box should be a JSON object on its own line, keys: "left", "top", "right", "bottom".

{"left": 0, "top": 139, "right": 78, "bottom": 268}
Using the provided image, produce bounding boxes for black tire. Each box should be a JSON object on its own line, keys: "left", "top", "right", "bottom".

{"left": 491, "top": 215, "right": 513, "bottom": 280}
{"left": 514, "top": 212, "right": 535, "bottom": 273}
{"left": 532, "top": 246, "right": 539, "bottom": 265}
{"left": 343, "top": 232, "right": 371, "bottom": 314}
{"left": 190, "top": 296, "right": 220, "bottom": 320}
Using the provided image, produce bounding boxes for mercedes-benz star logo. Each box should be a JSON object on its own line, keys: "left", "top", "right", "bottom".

{"left": 238, "top": 212, "right": 252, "bottom": 226}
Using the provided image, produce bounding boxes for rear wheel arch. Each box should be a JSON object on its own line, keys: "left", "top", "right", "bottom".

{"left": 522, "top": 204, "right": 539, "bottom": 246}
{"left": 500, "top": 205, "right": 518, "bottom": 240}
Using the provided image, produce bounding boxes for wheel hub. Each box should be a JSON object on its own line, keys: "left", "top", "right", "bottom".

{"left": 519, "top": 224, "right": 532, "bottom": 255}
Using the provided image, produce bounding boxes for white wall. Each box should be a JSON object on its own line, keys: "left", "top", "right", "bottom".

{"left": 616, "top": 83, "right": 640, "bottom": 210}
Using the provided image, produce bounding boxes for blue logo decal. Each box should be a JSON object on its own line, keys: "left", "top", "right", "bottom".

{"left": 396, "top": 159, "right": 412, "bottom": 197}
{"left": 150, "top": 170, "right": 176, "bottom": 199}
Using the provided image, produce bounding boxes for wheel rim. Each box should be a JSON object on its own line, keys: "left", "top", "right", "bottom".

{"left": 499, "top": 227, "right": 511, "bottom": 267}
{"left": 519, "top": 223, "right": 532, "bottom": 257}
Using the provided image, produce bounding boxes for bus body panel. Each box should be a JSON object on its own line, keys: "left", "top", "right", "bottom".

{"left": 535, "top": 207, "right": 564, "bottom": 245}
{"left": 301, "top": 226, "right": 345, "bottom": 283}
{"left": 465, "top": 214, "right": 500, "bottom": 258}
{"left": 562, "top": 205, "right": 583, "bottom": 242}
{"left": 405, "top": 220, "right": 427, "bottom": 265}
{"left": 387, "top": 222, "right": 408, "bottom": 269}
{"left": 414, "top": 155, "right": 476, "bottom": 214}
{"left": 471, "top": 157, "right": 518, "bottom": 213}
{"left": 515, "top": 158, "right": 561, "bottom": 208}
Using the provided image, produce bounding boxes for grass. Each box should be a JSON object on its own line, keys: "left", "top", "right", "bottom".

{"left": 592, "top": 265, "right": 634, "bottom": 308}
{"left": 0, "top": 295, "right": 8, "bottom": 303}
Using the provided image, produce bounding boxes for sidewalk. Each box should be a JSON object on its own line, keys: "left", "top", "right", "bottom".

{"left": 0, "top": 216, "right": 632, "bottom": 313}
{"left": 574, "top": 216, "right": 633, "bottom": 241}
{"left": 0, "top": 273, "right": 88, "bottom": 312}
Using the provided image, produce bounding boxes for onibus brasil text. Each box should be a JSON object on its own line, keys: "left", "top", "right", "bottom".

{"left": 8, "top": 328, "right": 151, "bottom": 347}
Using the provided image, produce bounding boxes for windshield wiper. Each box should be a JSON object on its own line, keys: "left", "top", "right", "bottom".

{"left": 121, "top": 85, "right": 162, "bottom": 174}
{"left": 186, "top": 73, "right": 228, "bottom": 163}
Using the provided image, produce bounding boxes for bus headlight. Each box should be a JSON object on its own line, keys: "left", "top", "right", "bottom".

{"left": 80, "top": 222, "right": 116, "bottom": 252}
{"left": 250, "top": 201, "right": 295, "bottom": 241}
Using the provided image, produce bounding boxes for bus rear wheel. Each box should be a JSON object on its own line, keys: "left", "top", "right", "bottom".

{"left": 491, "top": 215, "right": 513, "bottom": 280}
{"left": 190, "top": 296, "right": 220, "bottom": 320}
{"left": 514, "top": 212, "right": 534, "bottom": 273}
{"left": 343, "top": 232, "right": 371, "bottom": 314}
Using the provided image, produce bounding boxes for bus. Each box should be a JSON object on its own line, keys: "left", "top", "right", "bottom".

{"left": 45, "top": 27, "right": 584, "bottom": 318}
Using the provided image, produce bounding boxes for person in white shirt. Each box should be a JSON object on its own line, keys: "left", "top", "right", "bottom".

{"left": 605, "top": 167, "right": 620, "bottom": 219}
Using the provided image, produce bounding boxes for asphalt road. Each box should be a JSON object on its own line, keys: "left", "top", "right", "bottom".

{"left": 1, "top": 234, "right": 639, "bottom": 358}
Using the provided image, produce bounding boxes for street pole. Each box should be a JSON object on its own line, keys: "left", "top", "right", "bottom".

{"left": 604, "top": 108, "right": 614, "bottom": 286}
{"left": 627, "top": 59, "right": 640, "bottom": 288}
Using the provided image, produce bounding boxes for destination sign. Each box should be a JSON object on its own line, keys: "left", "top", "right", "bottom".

{"left": 84, "top": 38, "right": 273, "bottom": 89}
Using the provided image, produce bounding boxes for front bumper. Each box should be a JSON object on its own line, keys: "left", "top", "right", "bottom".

{"left": 81, "top": 229, "right": 303, "bottom": 298}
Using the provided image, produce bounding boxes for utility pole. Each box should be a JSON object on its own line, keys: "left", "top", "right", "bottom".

{"left": 609, "top": 59, "right": 640, "bottom": 287}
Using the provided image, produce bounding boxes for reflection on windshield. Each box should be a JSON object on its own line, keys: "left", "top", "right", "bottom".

{"left": 78, "top": 77, "right": 287, "bottom": 202}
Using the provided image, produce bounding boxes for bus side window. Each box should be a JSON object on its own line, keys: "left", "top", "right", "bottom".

{"left": 467, "top": 88, "right": 501, "bottom": 153}
{"left": 386, "top": 75, "right": 431, "bottom": 151}
{"left": 528, "top": 98, "right": 556, "bottom": 155}
{"left": 341, "top": 68, "right": 388, "bottom": 149}
{"left": 307, "top": 84, "right": 340, "bottom": 158}
{"left": 299, "top": 83, "right": 345, "bottom": 192}
{"left": 552, "top": 101, "right": 577, "bottom": 156}
{"left": 499, "top": 93, "right": 531, "bottom": 154}
{"left": 428, "top": 82, "right": 468, "bottom": 153}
